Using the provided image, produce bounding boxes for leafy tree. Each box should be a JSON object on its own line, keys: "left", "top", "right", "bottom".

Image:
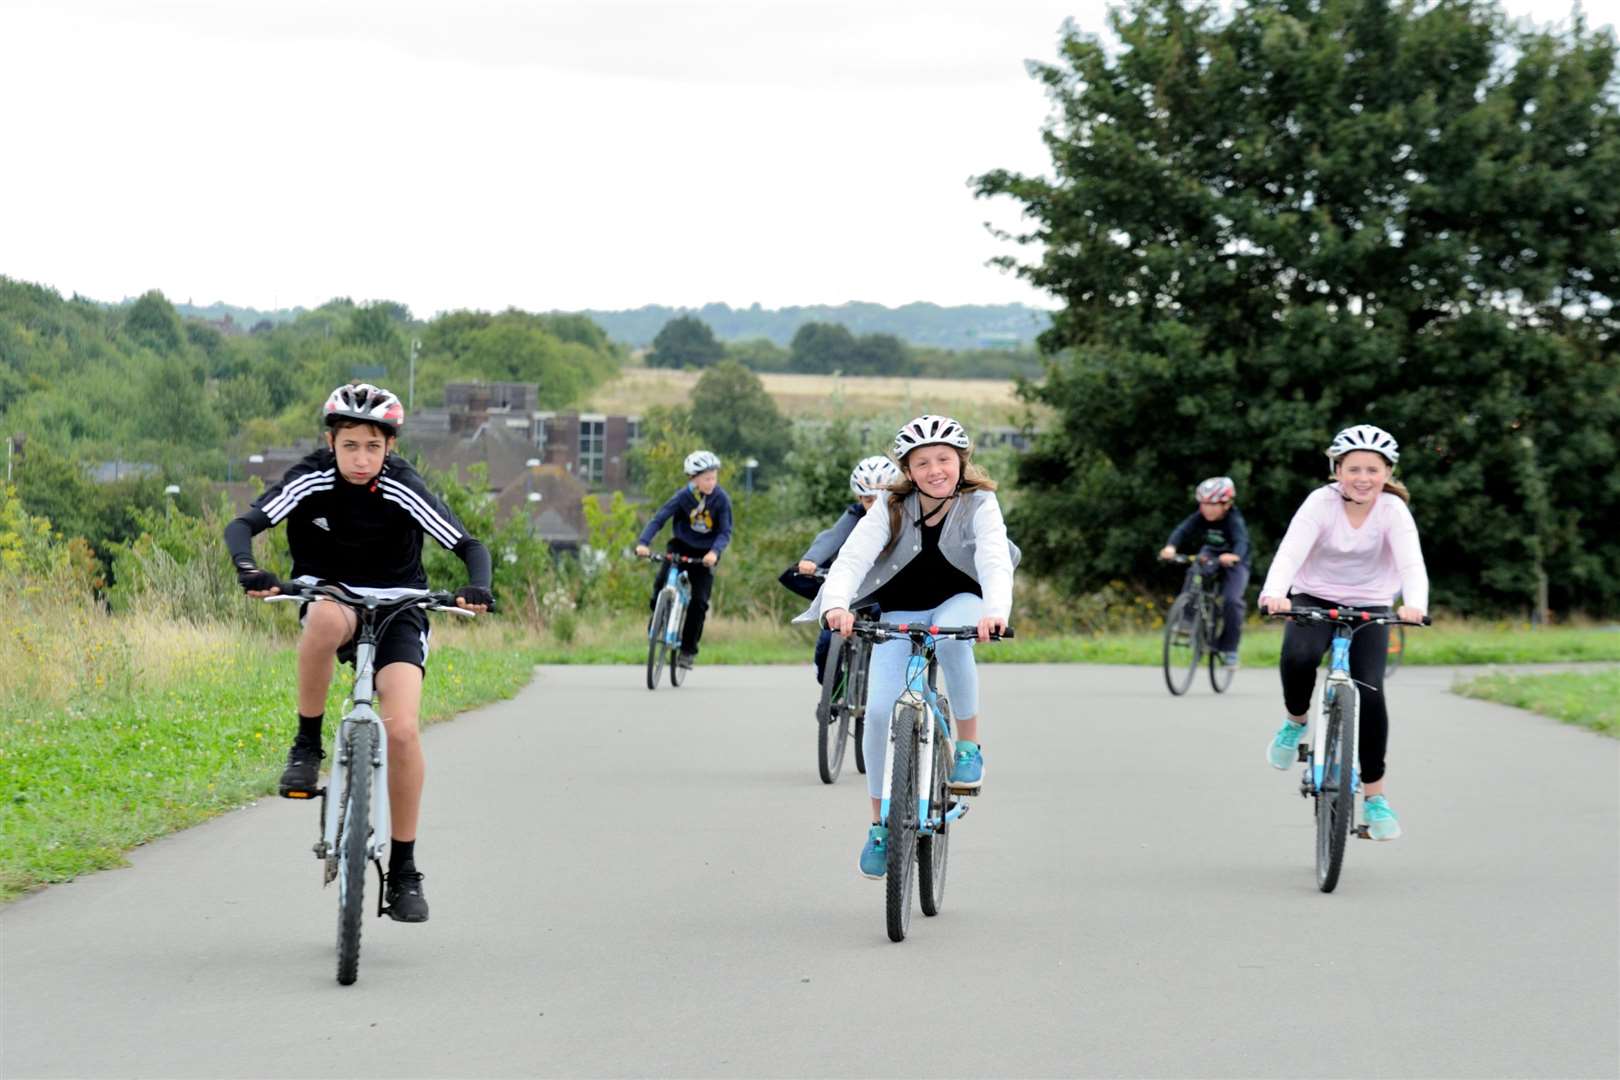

{"left": 688, "top": 360, "right": 789, "bottom": 481}
{"left": 124, "top": 290, "right": 185, "bottom": 354}
{"left": 976, "top": 0, "right": 1620, "bottom": 615}
{"left": 725, "top": 337, "right": 791, "bottom": 372}
{"left": 343, "top": 302, "right": 407, "bottom": 352}
{"left": 647, "top": 316, "right": 724, "bottom": 369}
{"left": 788, "top": 322, "right": 857, "bottom": 374}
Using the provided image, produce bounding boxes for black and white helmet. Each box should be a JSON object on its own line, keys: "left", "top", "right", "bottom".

{"left": 892, "top": 414, "right": 971, "bottom": 461}
{"left": 683, "top": 449, "right": 722, "bottom": 476}
{"left": 1326, "top": 424, "right": 1399, "bottom": 471}
{"left": 1195, "top": 476, "right": 1236, "bottom": 502}
{"left": 849, "top": 455, "right": 902, "bottom": 497}
{"left": 322, "top": 382, "right": 404, "bottom": 434}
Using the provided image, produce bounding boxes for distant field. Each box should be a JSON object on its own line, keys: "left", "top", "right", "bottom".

{"left": 584, "top": 366, "right": 1033, "bottom": 425}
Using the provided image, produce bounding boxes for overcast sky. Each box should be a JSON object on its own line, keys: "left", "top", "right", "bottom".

{"left": 1, "top": 0, "right": 1611, "bottom": 317}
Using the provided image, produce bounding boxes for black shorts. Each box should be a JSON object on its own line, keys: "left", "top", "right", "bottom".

{"left": 299, "top": 599, "right": 432, "bottom": 672}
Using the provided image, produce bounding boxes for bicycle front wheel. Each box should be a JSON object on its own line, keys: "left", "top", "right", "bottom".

{"left": 917, "top": 717, "right": 951, "bottom": 917}
{"left": 335, "top": 723, "right": 375, "bottom": 986}
{"left": 885, "top": 705, "right": 921, "bottom": 942}
{"left": 1315, "top": 692, "right": 1356, "bottom": 893}
{"left": 1209, "top": 634, "right": 1235, "bottom": 693}
{"left": 1162, "top": 593, "right": 1200, "bottom": 696}
{"left": 817, "top": 640, "right": 851, "bottom": 783}
{"left": 646, "top": 592, "right": 671, "bottom": 690}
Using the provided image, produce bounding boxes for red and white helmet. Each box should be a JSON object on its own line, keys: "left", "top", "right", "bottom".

{"left": 1326, "top": 424, "right": 1399, "bottom": 472}
{"left": 323, "top": 383, "right": 404, "bottom": 435}
{"left": 892, "top": 414, "right": 971, "bottom": 461}
{"left": 850, "top": 455, "right": 901, "bottom": 497}
{"left": 1195, "top": 476, "right": 1236, "bottom": 503}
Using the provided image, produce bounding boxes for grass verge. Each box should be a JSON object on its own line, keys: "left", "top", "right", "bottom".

{"left": 0, "top": 621, "right": 537, "bottom": 902}
{"left": 1455, "top": 668, "right": 1620, "bottom": 738}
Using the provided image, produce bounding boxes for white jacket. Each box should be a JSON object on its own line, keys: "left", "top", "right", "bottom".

{"left": 794, "top": 488, "right": 1018, "bottom": 624}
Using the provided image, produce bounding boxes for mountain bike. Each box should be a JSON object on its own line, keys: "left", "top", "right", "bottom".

{"left": 266, "top": 582, "right": 475, "bottom": 985}
{"left": 1161, "top": 554, "right": 1234, "bottom": 695}
{"left": 817, "top": 607, "right": 872, "bottom": 784}
{"left": 642, "top": 552, "right": 702, "bottom": 690}
{"left": 847, "top": 618, "right": 1013, "bottom": 943}
{"left": 1269, "top": 606, "right": 1430, "bottom": 893}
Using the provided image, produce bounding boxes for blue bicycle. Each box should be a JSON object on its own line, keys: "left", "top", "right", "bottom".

{"left": 1271, "top": 606, "right": 1429, "bottom": 892}
{"left": 643, "top": 552, "right": 701, "bottom": 690}
{"left": 848, "top": 618, "right": 1012, "bottom": 942}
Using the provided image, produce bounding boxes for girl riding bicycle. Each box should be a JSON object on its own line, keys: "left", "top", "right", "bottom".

{"left": 781, "top": 455, "right": 903, "bottom": 684}
{"left": 1257, "top": 424, "right": 1429, "bottom": 841}
{"left": 797, "top": 415, "right": 1017, "bottom": 878}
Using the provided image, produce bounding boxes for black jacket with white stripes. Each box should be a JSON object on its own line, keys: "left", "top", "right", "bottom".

{"left": 224, "top": 449, "right": 492, "bottom": 590}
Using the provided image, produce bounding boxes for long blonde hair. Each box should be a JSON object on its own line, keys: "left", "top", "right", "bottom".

{"left": 879, "top": 449, "right": 997, "bottom": 559}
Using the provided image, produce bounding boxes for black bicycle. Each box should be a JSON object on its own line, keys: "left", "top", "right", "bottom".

{"left": 265, "top": 581, "right": 475, "bottom": 984}
{"left": 817, "top": 620, "right": 871, "bottom": 784}
{"left": 1161, "top": 554, "right": 1234, "bottom": 695}
{"left": 1269, "top": 605, "right": 1430, "bottom": 892}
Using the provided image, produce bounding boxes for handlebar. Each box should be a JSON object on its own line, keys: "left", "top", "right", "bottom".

{"left": 637, "top": 552, "right": 707, "bottom": 566}
{"left": 263, "top": 581, "right": 478, "bottom": 617}
{"left": 1267, "top": 605, "right": 1430, "bottom": 628}
{"left": 841, "top": 618, "right": 1015, "bottom": 644}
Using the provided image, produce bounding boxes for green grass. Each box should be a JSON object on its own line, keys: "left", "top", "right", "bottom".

{"left": 1456, "top": 668, "right": 1620, "bottom": 738}
{"left": 0, "top": 638, "right": 537, "bottom": 902}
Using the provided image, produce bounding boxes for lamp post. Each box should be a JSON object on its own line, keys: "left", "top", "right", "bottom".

{"left": 745, "top": 457, "right": 759, "bottom": 493}
{"left": 409, "top": 339, "right": 421, "bottom": 411}
{"left": 164, "top": 483, "right": 180, "bottom": 519}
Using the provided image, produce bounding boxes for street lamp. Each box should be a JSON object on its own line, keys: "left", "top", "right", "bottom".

{"left": 163, "top": 484, "right": 180, "bottom": 519}
{"left": 745, "top": 457, "right": 759, "bottom": 493}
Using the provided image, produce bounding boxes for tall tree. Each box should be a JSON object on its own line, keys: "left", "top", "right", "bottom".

{"left": 647, "top": 315, "right": 724, "bottom": 368}
{"left": 977, "top": 0, "right": 1620, "bottom": 615}
{"left": 124, "top": 290, "right": 185, "bottom": 354}
{"left": 688, "top": 360, "right": 788, "bottom": 480}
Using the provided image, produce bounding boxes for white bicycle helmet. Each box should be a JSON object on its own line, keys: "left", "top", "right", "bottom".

{"left": 1195, "top": 476, "right": 1236, "bottom": 502}
{"left": 322, "top": 382, "right": 404, "bottom": 434}
{"left": 1326, "top": 424, "right": 1399, "bottom": 470}
{"left": 683, "top": 449, "right": 722, "bottom": 476}
{"left": 891, "top": 414, "right": 971, "bottom": 461}
{"left": 849, "top": 455, "right": 902, "bottom": 497}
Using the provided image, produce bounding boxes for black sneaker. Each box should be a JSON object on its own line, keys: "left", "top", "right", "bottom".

{"left": 676, "top": 651, "right": 696, "bottom": 670}
{"left": 278, "top": 738, "right": 325, "bottom": 797}
{"left": 384, "top": 869, "right": 429, "bottom": 922}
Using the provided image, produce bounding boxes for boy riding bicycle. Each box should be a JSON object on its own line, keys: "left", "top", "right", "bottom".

{"left": 781, "top": 455, "right": 902, "bottom": 684}
{"left": 634, "top": 450, "right": 733, "bottom": 669}
{"left": 224, "top": 383, "right": 493, "bottom": 922}
{"left": 1159, "top": 476, "right": 1251, "bottom": 666}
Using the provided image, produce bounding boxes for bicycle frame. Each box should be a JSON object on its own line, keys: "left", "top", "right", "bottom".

{"left": 321, "top": 636, "right": 391, "bottom": 872}
{"left": 651, "top": 562, "right": 691, "bottom": 648}
{"left": 878, "top": 636, "right": 970, "bottom": 837}
{"left": 1310, "top": 635, "right": 1359, "bottom": 796}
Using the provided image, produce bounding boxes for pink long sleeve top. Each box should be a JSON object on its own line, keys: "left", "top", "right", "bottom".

{"left": 1258, "top": 484, "right": 1430, "bottom": 612}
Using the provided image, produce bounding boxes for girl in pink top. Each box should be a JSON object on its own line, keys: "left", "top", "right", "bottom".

{"left": 1257, "top": 425, "right": 1429, "bottom": 841}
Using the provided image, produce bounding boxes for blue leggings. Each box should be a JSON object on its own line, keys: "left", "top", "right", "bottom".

{"left": 859, "top": 593, "right": 983, "bottom": 799}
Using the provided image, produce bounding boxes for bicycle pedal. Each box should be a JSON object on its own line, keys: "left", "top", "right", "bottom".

{"left": 1296, "top": 745, "right": 1309, "bottom": 763}
{"left": 946, "top": 784, "right": 981, "bottom": 796}
{"left": 281, "top": 787, "right": 324, "bottom": 799}
{"left": 1353, "top": 825, "right": 1371, "bottom": 839}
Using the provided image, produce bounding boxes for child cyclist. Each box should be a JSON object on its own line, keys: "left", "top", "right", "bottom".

{"left": 1257, "top": 424, "right": 1429, "bottom": 841}
{"left": 783, "top": 455, "right": 903, "bottom": 684}
{"left": 225, "top": 383, "right": 493, "bottom": 922}
{"left": 1158, "top": 476, "right": 1252, "bottom": 666}
{"left": 634, "top": 450, "right": 733, "bottom": 669}
{"left": 798, "top": 415, "right": 1017, "bottom": 879}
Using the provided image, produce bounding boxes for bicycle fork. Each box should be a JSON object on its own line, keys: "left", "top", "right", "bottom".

{"left": 879, "top": 655, "right": 969, "bottom": 836}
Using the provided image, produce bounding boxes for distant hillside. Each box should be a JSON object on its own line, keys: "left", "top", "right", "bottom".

{"left": 170, "top": 301, "right": 306, "bottom": 329}
{"left": 567, "top": 302, "right": 1052, "bottom": 350}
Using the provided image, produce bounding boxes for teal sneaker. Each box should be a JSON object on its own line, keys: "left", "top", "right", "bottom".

{"left": 1363, "top": 795, "right": 1402, "bottom": 841}
{"left": 1267, "top": 720, "right": 1306, "bottom": 769}
{"left": 949, "top": 740, "right": 984, "bottom": 789}
{"left": 858, "top": 825, "right": 888, "bottom": 879}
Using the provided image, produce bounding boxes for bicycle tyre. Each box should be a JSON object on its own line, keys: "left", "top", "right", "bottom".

{"left": 917, "top": 714, "right": 951, "bottom": 917}
{"left": 1386, "top": 624, "right": 1406, "bottom": 678}
{"left": 853, "top": 641, "right": 869, "bottom": 774}
{"left": 854, "top": 715, "right": 866, "bottom": 774}
{"left": 885, "top": 705, "right": 921, "bottom": 942}
{"left": 668, "top": 644, "right": 686, "bottom": 688}
{"left": 1162, "top": 593, "right": 1200, "bottom": 696}
{"left": 1208, "top": 611, "right": 1236, "bottom": 693}
{"left": 335, "top": 723, "right": 374, "bottom": 986}
{"left": 817, "top": 640, "right": 851, "bottom": 784}
{"left": 1315, "top": 692, "right": 1356, "bottom": 893}
{"left": 646, "top": 591, "right": 671, "bottom": 690}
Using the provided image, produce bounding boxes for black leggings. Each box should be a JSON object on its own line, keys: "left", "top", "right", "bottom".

{"left": 1279, "top": 593, "right": 1393, "bottom": 784}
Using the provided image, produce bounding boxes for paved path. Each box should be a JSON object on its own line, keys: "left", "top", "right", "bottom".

{"left": 3, "top": 664, "right": 1616, "bottom": 1078}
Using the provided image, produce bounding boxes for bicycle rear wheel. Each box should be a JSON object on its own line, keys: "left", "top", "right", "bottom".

{"left": 1315, "top": 692, "right": 1356, "bottom": 893}
{"left": 853, "top": 642, "right": 870, "bottom": 774}
{"left": 646, "top": 592, "right": 671, "bottom": 690}
{"left": 917, "top": 714, "right": 952, "bottom": 917}
{"left": 885, "top": 705, "right": 921, "bottom": 942}
{"left": 335, "top": 723, "right": 375, "bottom": 985}
{"left": 817, "top": 640, "right": 851, "bottom": 783}
{"left": 1162, "top": 594, "right": 1201, "bottom": 696}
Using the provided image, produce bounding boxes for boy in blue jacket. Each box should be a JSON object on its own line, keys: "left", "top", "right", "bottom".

{"left": 1158, "top": 475, "right": 1251, "bottom": 666}
{"left": 634, "top": 450, "right": 733, "bottom": 668}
